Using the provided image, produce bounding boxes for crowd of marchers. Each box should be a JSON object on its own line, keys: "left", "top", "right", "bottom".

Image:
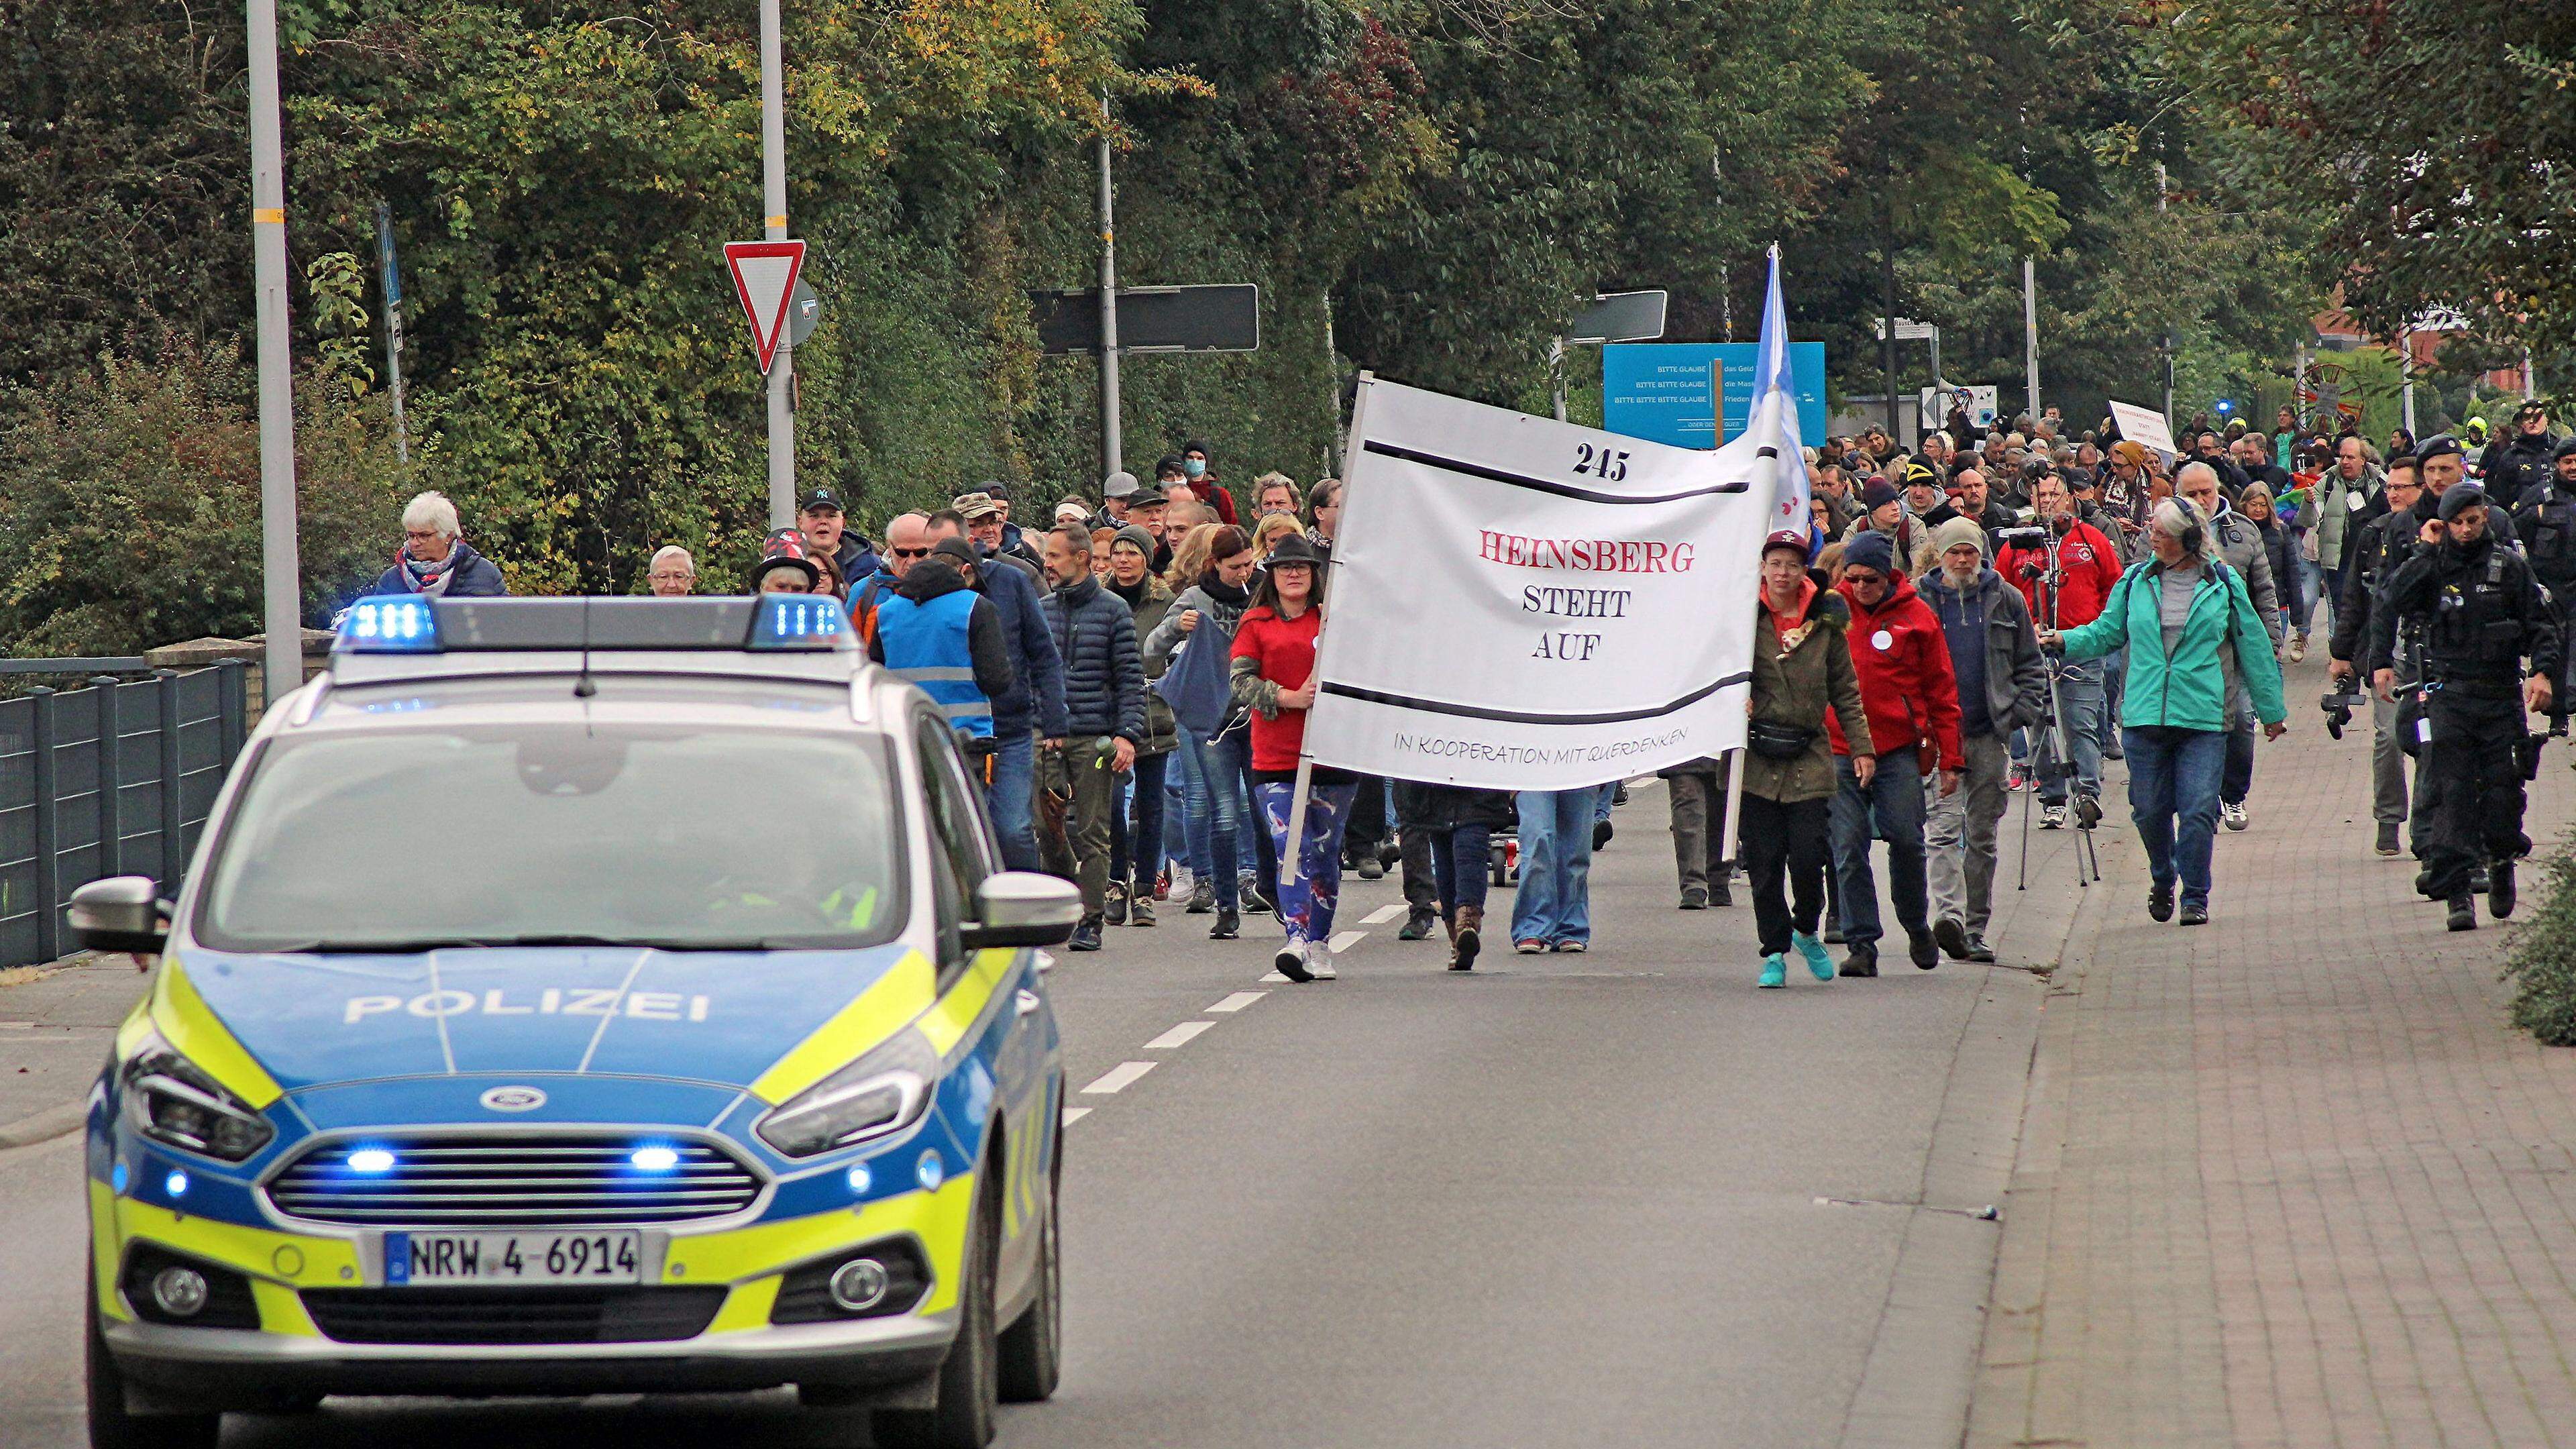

{"left": 352, "top": 400, "right": 2573, "bottom": 989}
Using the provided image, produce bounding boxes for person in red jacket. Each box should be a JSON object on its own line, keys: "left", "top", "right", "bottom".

{"left": 1825, "top": 530, "right": 1964, "bottom": 975}
{"left": 1995, "top": 470, "right": 2124, "bottom": 828}
{"left": 1227, "top": 536, "right": 1349, "bottom": 982}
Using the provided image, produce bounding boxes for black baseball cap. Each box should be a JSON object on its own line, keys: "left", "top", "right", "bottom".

{"left": 798, "top": 488, "right": 845, "bottom": 515}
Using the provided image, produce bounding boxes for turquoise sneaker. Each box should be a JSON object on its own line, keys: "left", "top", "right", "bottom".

{"left": 1758, "top": 953, "right": 1788, "bottom": 989}
{"left": 1792, "top": 932, "right": 1835, "bottom": 982}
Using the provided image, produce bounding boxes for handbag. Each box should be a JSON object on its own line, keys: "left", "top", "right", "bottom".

{"left": 1747, "top": 717, "right": 1818, "bottom": 759}
{"left": 1155, "top": 625, "right": 1235, "bottom": 739}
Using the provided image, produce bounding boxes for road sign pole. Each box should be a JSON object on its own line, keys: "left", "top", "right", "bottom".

{"left": 247, "top": 0, "right": 303, "bottom": 700}
{"left": 376, "top": 201, "right": 410, "bottom": 464}
{"left": 1550, "top": 336, "right": 1566, "bottom": 423}
{"left": 1096, "top": 97, "right": 1123, "bottom": 482}
{"left": 759, "top": 0, "right": 794, "bottom": 529}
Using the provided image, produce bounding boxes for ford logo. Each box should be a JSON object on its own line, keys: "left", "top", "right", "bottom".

{"left": 479, "top": 1085, "right": 547, "bottom": 1113}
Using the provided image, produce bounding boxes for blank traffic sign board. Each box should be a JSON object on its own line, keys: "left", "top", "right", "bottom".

{"left": 1031, "top": 284, "right": 1260, "bottom": 356}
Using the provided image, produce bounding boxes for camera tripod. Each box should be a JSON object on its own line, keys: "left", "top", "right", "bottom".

{"left": 2017, "top": 533, "right": 2103, "bottom": 892}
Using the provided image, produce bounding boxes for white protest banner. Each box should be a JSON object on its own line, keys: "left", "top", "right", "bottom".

{"left": 1301, "top": 377, "right": 1778, "bottom": 792}
{"left": 2107, "top": 398, "right": 2177, "bottom": 463}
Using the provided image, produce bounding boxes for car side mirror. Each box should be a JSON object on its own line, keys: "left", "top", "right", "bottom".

{"left": 959, "top": 872, "right": 1081, "bottom": 951}
{"left": 68, "top": 876, "right": 170, "bottom": 955}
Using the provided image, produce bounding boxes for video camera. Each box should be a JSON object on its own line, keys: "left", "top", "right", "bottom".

{"left": 2319, "top": 688, "right": 2368, "bottom": 739}
{"left": 1995, "top": 525, "right": 2051, "bottom": 548}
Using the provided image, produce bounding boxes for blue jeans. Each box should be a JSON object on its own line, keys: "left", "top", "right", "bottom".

{"left": 988, "top": 731, "right": 1040, "bottom": 872}
{"left": 2037, "top": 657, "right": 2106, "bottom": 806}
{"left": 1170, "top": 727, "right": 1239, "bottom": 909}
{"left": 2222, "top": 708, "right": 2256, "bottom": 808}
{"left": 1256, "top": 781, "right": 1356, "bottom": 945}
{"left": 2121, "top": 725, "right": 2226, "bottom": 907}
{"left": 1829, "top": 752, "right": 1929, "bottom": 949}
{"left": 1218, "top": 731, "right": 1277, "bottom": 906}
{"left": 1106, "top": 751, "right": 1169, "bottom": 889}
{"left": 1511, "top": 787, "right": 1609, "bottom": 945}
{"left": 1427, "top": 825, "right": 1493, "bottom": 916}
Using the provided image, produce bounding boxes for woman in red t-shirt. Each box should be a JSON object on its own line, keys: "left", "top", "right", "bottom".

{"left": 1227, "top": 535, "right": 1353, "bottom": 982}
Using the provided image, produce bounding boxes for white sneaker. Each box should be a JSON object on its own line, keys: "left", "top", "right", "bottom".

{"left": 2221, "top": 801, "right": 2249, "bottom": 832}
{"left": 1307, "top": 941, "right": 1338, "bottom": 980}
{"left": 1167, "top": 866, "right": 1195, "bottom": 896}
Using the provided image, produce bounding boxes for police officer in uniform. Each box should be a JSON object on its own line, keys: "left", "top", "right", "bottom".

{"left": 2510, "top": 437, "right": 2576, "bottom": 726}
{"left": 2370, "top": 484, "right": 2561, "bottom": 931}
{"left": 2330, "top": 454, "right": 2430, "bottom": 857}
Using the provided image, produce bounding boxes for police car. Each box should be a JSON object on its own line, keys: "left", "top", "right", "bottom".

{"left": 72, "top": 594, "right": 1077, "bottom": 1449}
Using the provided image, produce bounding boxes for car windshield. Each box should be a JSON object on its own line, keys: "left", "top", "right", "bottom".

{"left": 196, "top": 724, "right": 904, "bottom": 953}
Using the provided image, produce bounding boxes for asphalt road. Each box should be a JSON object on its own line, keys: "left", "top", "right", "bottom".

{"left": 0, "top": 780, "right": 2041, "bottom": 1449}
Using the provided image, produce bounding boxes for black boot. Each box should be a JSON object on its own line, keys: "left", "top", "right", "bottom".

{"left": 1209, "top": 908, "right": 1240, "bottom": 941}
{"left": 2447, "top": 894, "right": 2479, "bottom": 932}
{"left": 1397, "top": 908, "right": 1438, "bottom": 941}
{"left": 2490, "top": 859, "right": 2518, "bottom": 919}
{"left": 1711, "top": 867, "right": 1734, "bottom": 908}
{"left": 1103, "top": 877, "right": 1128, "bottom": 927}
{"left": 1068, "top": 915, "right": 1104, "bottom": 952}
{"left": 1839, "top": 943, "right": 1878, "bottom": 977}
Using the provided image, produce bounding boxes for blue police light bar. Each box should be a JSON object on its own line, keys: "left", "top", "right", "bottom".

{"left": 337, "top": 597, "right": 854, "bottom": 654}
{"left": 749, "top": 594, "right": 849, "bottom": 650}
{"left": 339, "top": 598, "right": 441, "bottom": 652}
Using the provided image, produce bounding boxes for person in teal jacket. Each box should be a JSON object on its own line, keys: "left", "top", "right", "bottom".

{"left": 2041, "top": 497, "right": 2288, "bottom": 925}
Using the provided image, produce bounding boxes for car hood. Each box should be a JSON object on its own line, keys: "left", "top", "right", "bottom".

{"left": 168, "top": 943, "right": 928, "bottom": 1094}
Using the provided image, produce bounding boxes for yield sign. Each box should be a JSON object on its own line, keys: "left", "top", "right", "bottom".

{"left": 724, "top": 239, "right": 807, "bottom": 374}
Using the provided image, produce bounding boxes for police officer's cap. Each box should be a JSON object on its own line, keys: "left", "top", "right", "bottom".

{"left": 2437, "top": 482, "right": 2488, "bottom": 521}
{"left": 2417, "top": 433, "right": 2466, "bottom": 464}
{"left": 2553, "top": 437, "right": 2576, "bottom": 461}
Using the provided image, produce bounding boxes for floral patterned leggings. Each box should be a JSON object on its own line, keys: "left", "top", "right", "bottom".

{"left": 1256, "top": 781, "right": 1358, "bottom": 946}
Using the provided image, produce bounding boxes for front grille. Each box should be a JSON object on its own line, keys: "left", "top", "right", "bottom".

{"left": 266, "top": 1135, "right": 761, "bottom": 1227}
{"left": 302, "top": 1285, "right": 727, "bottom": 1345}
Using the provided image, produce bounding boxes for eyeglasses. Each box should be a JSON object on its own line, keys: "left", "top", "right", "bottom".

{"left": 891, "top": 547, "right": 932, "bottom": 559}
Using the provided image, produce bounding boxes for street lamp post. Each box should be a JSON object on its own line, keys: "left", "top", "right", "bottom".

{"left": 246, "top": 0, "right": 304, "bottom": 699}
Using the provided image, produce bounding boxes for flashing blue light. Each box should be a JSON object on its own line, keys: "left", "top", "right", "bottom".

{"left": 750, "top": 594, "right": 847, "bottom": 650}
{"left": 339, "top": 598, "right": 440, "bottom": 653}
{"left": 2214, "top": 399, "right": 2235, "bottom": 415}
{"left": 111, "top": 1163, "right": 128, "bottom": 1194}
{"left": 915, "top": 1151, "right": 944, "bottom": 1191}
{"left": 629, "top": 1146, "right": 681, "bottom": 1172}
{"left": 846, "top": 1163, "right": 872, "bottom": 1197}
{"left": 164, "top": 1169, "right": 189, "bottom": 1199}
{"left": 345, "top": 1148, "right": 397, "bottom": 1175}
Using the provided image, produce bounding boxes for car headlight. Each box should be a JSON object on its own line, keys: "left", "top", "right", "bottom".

{"left": 119, "top": 1031, "right": 275, "bottom": 1163}
{"left": 755, "top": 1029, "right": 941, "bottom": 1159}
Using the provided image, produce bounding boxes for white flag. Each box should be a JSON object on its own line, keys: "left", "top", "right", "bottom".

{"left": 1301, "top": 378, "right": 1777, "bottom": 792}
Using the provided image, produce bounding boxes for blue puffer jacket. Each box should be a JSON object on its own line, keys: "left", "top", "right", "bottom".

{"left": 1040, "top": 575, "right": 1146, "bottom": 743}
{"left": 974, "top": 561, "right": 1069, "bottom": 739}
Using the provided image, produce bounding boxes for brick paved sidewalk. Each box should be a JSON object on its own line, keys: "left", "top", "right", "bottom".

{"left": 1969, "top": 653, "right": 2576, "bottom": 1449}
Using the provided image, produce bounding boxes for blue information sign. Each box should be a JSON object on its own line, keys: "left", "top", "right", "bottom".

{"left": 1601, "top": 342, "right": 1827, "bottom": 450}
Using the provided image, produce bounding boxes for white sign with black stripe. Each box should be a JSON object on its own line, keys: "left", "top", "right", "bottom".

{"left": 1302, "top": 376, "right": 1778, "bottom": 791}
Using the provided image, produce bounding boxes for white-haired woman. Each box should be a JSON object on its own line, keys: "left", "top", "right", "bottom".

{"left": 371, "top": 490, "right": 508, "bottom": 598}
{"left": 2040, "top": 496, "right": 2286, "bottom": 926}
{"left": 647, "top": 545, "right": 697, "bottom": 596}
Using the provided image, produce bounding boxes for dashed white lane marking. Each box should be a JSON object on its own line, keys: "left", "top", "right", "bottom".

{"left": 1060, "top": 1106, "right": 1091, "bottom": 1126}
{"left": 1328, "top": 930, "right": 1366, "bottom": 954}
{"left": 1360, "top": 903, "right": 1405, "bottom": 925}
{"left": 1207, "top": 991, "right": 1267, "bottom": 1013}
{"left": 1145, "top": 1020, "right": 1214, "bottom": 1050}
{"left": 1260, "top": 971, "right": 1291, "bottom": 983}
{"left": 1081, "top": 1061, "right": 1157, "bottom": 1095}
